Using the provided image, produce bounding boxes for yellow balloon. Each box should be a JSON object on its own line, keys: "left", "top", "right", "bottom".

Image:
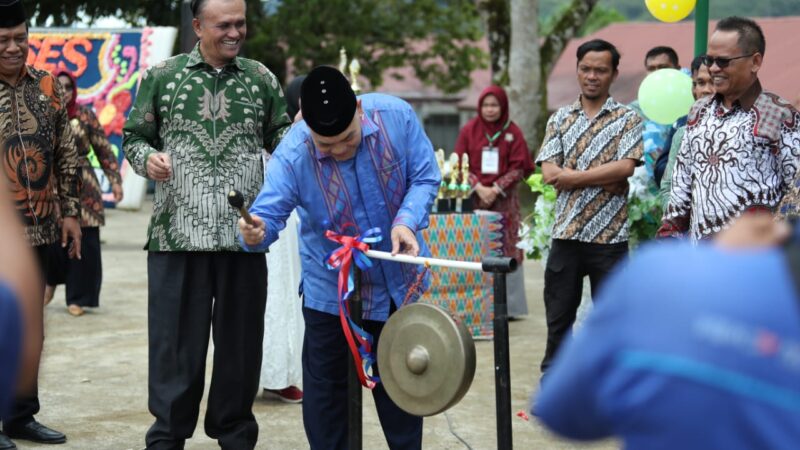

{"left": 645, "top": 0, "right": 696, "bottom": 23}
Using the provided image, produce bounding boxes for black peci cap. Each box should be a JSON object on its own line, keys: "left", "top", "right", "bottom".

{"left": 0, "top": 0, "right": 26, "bottom": 28}
{"left": 300, "top": 66, "right": 357, "bottom": 137}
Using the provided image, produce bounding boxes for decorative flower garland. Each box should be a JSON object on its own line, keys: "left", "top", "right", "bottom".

{"left": 518, "top": 166, "right": 664, "bottom": 261}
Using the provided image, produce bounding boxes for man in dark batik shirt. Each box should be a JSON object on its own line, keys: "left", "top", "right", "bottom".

{"left": 659, "top": 17, "right": 800, "bottom": 241}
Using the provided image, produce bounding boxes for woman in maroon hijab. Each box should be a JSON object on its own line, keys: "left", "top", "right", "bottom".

{"left": 454, "top": 85, "right": 534, "bottom": 316}
{"left": 44, "top": 71, "right": 123, "bottom": 316}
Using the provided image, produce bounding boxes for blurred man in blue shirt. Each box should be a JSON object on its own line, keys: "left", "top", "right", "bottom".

{"left": 0, "top": 177, "right": 44, "bottom": 449}
{"left": 240, "top": 66, "right": 440, "bottom": 449}
{"left": 533, "top": 213, "right": 800, "bottom": 450}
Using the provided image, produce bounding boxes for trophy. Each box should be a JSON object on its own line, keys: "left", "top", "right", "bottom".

{"left": 432, "top": 149, "right": 448, "bottom": 213}
{"left": 458, "top": 153, "right": 473, "bottom": 213}
{"left": 338, "top": 47, "right": 348, "bottom": 74}
{"left": 447, "top": 153, "right": 460, "bottom": 193}
{"left": 446, "top": 153, "right": 464, "bottom": 213}
{"left": 348, "top": 58, "right": 362, "bottom": 94}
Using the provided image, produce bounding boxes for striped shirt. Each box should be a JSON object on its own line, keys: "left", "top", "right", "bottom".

{"left": 536, "top": 97, "right": 643, "bottom": 244}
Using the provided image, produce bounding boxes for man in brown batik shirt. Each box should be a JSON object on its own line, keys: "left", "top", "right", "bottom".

{"left": 535, "top": 39, "right": 643, "bottom": 379}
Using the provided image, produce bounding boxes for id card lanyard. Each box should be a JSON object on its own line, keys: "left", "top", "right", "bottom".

{"left": 481, "top": 120, "right": 510, "bottom": 175}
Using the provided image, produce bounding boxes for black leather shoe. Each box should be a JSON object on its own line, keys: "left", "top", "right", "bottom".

{"left": 0, "top": 432, "right": 16, "bottom": 450}
{"left": 4, "top": 421, "right": 66, "bottom": 444}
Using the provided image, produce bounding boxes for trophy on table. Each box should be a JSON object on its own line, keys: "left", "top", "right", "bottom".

{"left": 338, "top": 47, "right": 348, "bottom": 74}
{"left": 458, "top": 153, "right": 473, "bottom": 213}
{"left": 446, "top": 153, "right": 465, "bottom": 213}
{"left": 431, "top": 148, "right": 447, "bottom": 214}
{"left": 432, "top": 149, "right": 447, "bottom": 213}
{"left": 349, "top": 58, "right": 362, "bottom": 94}
{"left": 447, "top": 153, "right": 460, "bottom": 194}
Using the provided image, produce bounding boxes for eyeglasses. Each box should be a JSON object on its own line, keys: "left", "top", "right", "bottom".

{"left": 702, "top": 54, "right": 755, "bottom": 69}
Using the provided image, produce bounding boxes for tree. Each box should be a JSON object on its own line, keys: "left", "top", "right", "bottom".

{"left": 507, "top": 0, "right": 598, "bottom": 154}
{"left": 262, "top": 0, "right": 486, "bottom": 92}
{"left": 27, "top": 0, "right": 182, "bottom": 26}
{"left": 477, "top": 0, "right": 511, "bottom": 86}
{"left": 32, "top": 0, "right": 487, "bottom": 94}
{"left": 507, "top": 0, "right": 540, "bottom": 155}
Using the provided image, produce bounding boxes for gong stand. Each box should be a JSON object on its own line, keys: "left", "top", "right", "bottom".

{"left": 346, "top": 251, "right": 517, "bottom": 450}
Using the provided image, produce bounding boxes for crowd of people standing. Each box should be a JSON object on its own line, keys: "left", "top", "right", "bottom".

{"left": 1, "top": 0, "right": 800, "bottom": 448}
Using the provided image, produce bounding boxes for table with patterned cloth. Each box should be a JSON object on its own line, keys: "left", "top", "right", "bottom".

{"left": 419, "top": 211, "right": 504, "bottom": 338}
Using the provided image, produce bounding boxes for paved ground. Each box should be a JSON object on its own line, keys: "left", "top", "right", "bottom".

{"left": 18, "top": 200, "right": 618, "bottom": 449}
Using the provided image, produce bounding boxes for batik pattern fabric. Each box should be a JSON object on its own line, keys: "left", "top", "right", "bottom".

{"left": 0, "top": 66, "right": 81, "bottom": 246}
{"left": 536, "top": 97, "right": 644, "bottom": 244}
{"left": 419, "top": 212, "right": 503, "bottom": 338}
{"left": 468, "top": 171, "right": 525, "bottom": 262}
{"left": 71, "top": 106, "right": 122, "bottom": 227}
{"left": 659, "top": 125, "right": 686, "bottom": 211}
{"left": 123, "top": 44, "right": 290, "bottom": 251}
{"left": 659, "top": 82, "right": 800, "bottom": 240}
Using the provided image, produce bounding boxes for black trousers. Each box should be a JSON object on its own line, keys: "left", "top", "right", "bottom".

{"left": 540, "top": 239, "right": 628, "bottom": 374}
{"left": 302, "top": 306, "right": 422, "bottom": 450}
{"left": 145, "top": 252, "right": 267, "bottom": 450}
{"left": 1, "top": 245, "right": 48, "bottom": 429}
{"left": 46, "top": 226, "right": 103, "bottom": 307}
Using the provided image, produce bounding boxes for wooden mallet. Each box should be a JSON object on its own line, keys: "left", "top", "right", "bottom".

{"left": 227, "top": 190, "right": 254, "bottom": 225}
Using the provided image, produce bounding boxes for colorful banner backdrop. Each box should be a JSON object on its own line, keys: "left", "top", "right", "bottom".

{"left": 28, "top": 28, "right": 177, "bottom": 204}
{"left": 419, "top": 212, "right": 504, "bottom": 338}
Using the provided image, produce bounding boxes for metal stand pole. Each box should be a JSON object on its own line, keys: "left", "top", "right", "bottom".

{"left": 482, "top": 256, "right": 516, "bottom": 450}
{"left": 493, "top": 272, "right": 512, "bottom": 450}
{"left": 347, "top": 267, "right": 362, "bottom": 450}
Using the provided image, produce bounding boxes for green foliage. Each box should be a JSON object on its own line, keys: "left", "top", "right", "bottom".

{"left": 579, "top": 5, "right": 627, "bottom": 36}
{"left": 264, "top": 0, "right": 487, "bottom": 92}
{"left": 626, "top": 185, "right": 662, "bottom": 249}
{"left": 477, "top": 0, "right": 510, "bottom": 85}
{"left": 525, "top": 173, "right": 557, "bottom": 203}
{"left": 519, "top": 171, "right": 557, "bottom": 261}
{"left": 36, "top": 0, "right": 487, "bottom": 93}
{"left": 519, "top": 167, "right": 664, "bottom": 260}
{"left": 540, "top": 3, "right": 625, "bottom": 37}
{"left": 28, "top": 0, "right": 182, "bottom": 26}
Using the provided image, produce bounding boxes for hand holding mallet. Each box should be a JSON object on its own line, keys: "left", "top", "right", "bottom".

{"left": 229, "top": 190, "right": 266, "bottom": 246}
{"left": 227, "top": 190, "right": 253, "bottom": 225}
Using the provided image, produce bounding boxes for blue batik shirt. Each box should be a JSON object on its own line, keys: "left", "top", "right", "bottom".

{"left": 242, "top": 93, "right": 441, "bottom": 321}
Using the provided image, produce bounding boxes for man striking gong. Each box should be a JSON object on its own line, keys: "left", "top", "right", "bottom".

{"left": 239, "top": 65, "right": 440, "bottom": 449}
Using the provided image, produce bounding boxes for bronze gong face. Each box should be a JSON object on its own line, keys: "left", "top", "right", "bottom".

{"left": 378, "top": 303, "right": 476, "bottom": 416}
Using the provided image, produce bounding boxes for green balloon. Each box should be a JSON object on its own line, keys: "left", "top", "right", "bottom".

{"left": 637, "top": 68, "right": 694, "bottom": 125}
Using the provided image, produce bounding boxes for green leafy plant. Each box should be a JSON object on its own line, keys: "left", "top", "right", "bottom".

{"left": 517, "top": 172, "right": 557, "bottom": 261}
{"left": 518, "top": 166, "right": 663, "bottom": 260}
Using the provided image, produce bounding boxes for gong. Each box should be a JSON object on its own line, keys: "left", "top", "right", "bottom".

{"left": 378, "top": 303, "right": 476, "bottom": 417}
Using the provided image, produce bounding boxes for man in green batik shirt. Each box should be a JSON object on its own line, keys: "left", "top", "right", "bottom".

{"left": 122, "top": 0, "right": 289, "bottom": 448}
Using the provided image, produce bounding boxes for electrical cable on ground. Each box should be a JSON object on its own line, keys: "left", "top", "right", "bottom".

{"left": 444, "top": 411, "right": 474, "bottom": 450}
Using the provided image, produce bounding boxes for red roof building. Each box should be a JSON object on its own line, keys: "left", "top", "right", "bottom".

{"left": 549, "top": 17, "right": 800, "bottom": 108}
